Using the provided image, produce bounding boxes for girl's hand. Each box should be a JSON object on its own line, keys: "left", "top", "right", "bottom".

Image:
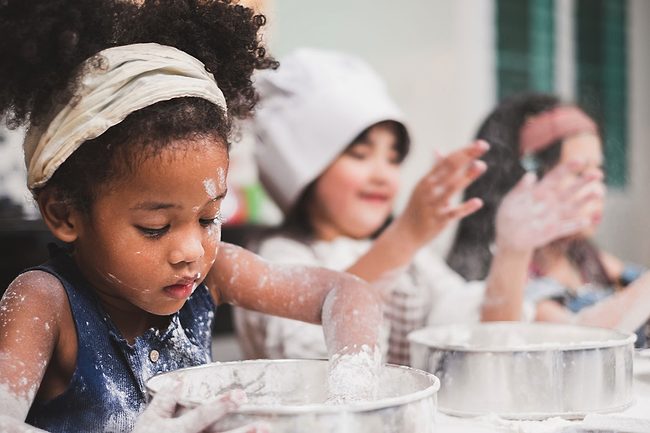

{"left": 209, "top": 243, "right": 383, "bottom": 366}
{"left": 326, "top": 344, "right": 382, "bottom": 404}
{"left": 133, "top": 388, "right": 268, "bottom": 433}
{"left": 395, "top": 140, "right": 488, "bottom": 250}
{"left": 495, "top": 161, "right": 605, "bottom": 253}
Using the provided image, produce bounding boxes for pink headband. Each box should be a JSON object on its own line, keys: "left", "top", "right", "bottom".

{"left": 519, "top": 106, "right": 598, "bottom": 155}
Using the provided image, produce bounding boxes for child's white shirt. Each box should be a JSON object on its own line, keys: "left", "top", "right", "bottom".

{"left": 234, "top": 235, "right": 515, "bottom": 365}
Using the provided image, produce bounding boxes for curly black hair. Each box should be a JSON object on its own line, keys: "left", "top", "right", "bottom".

{"left": 0, "top": 0, "right": 277, "bottom": 211}
{"left": 446, "top": 92, "right": 609, "bottom": 286}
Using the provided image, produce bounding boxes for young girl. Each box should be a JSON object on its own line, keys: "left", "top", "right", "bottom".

{"left": 235, "top": 49, "right": 603, "bottom": 365}
{"left": 0, "top": 2, "right": 383, "bottom": 432}
{"left": 448, "top": 92, "right": 650, "bottom": 344}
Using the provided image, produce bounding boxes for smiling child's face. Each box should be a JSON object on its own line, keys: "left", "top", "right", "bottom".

{"left": 309, "top": 123, "right": 401, "bottom": 241}
{"left": 71, "top": 138, "right": 229, "bottom": 316}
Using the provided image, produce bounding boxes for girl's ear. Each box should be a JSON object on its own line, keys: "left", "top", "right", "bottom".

{"left": 37, "top": 190, "right": 83, "bottom": 243}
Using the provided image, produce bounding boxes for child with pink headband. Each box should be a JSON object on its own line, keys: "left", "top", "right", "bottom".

{"left": 449, "top": 93, "right": 650, "bottom": 344}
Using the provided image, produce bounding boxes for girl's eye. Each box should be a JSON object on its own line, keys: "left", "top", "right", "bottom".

{"left": 347, "top": 149, "right": 369, "bottom": 160}
{"left": 345, "top": 143, "right": 370, "bottom": 160}
{"left": 200, "top": 214, "right": 224, "bottom": 227}
{"left": 136, "top": 225, "right": 170, "bottom": 238}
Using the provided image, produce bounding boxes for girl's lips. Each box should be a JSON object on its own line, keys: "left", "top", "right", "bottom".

{"left": 163, "top": 282, "right": 194, "bottom": 300}
{"left": 359, "top": 193, "right": 390, "bottom": 203}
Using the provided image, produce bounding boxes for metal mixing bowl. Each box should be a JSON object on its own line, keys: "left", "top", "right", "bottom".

{"left": 408, "top": 322, "right": 635, "bottom": 420}
{"left": 146, "top": 359, "right": 440, "bottom": 432}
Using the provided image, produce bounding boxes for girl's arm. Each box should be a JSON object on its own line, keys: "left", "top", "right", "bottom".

{"left": 482, "top": 162, "right": 605, "bottom": 321}
{"left": 205, "top": 242, "right": 383, "bottom": 357}
{"left": 0, "top": 271, "right": 64, "bottom": 431}
{"left": 535, "top": 271, "right": 650, "bottom": 332}
{"left": 346, "top": 140, "right": 488, "bottom": 282}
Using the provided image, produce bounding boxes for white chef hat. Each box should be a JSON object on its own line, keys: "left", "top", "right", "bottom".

{"left": 252, "top": 48, "right": 409, "bottom": 214}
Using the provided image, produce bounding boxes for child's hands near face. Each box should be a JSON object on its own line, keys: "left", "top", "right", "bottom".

{"left": 495, "top": 161, "right": 605, "bottom": 253}
{"left": 396, "top": 140, "right": 488, "bottom": 249}
{"left": 133, "top": 387, "right": 268, "bottom": 433}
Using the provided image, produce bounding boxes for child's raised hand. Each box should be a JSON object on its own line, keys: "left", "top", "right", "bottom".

{"left": 133, "top": 387, "right": 268, "bottom": 433}
{"left": 494, "top": 160, "right": 605, "bottom": 253}
{"left": 395, "top": 140, "right": 488, "bottom": 249}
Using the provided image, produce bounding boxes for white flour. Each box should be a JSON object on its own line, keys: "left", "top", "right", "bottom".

{"left": 102, "top": 372, "right": 144, "bottom": 433}
{"left": 203, "top": 178, "right": 217, "bottom": 198}
{"left": 0, "top": 382, "right": 31, "bottom": 420}
{"left": 327, "top": 344, "right": 381, "bottom": 403}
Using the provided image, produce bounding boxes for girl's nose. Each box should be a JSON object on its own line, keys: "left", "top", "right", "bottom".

{"left": 168, "top": 231, "right": 205, "bottom": 265}
{"left": 370, "top": 158, "right": 397, "bottom": 182}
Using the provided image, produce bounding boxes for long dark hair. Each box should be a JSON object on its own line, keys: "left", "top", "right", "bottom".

{"left": 447, "top": 92, "right": 610, "bottom": 286}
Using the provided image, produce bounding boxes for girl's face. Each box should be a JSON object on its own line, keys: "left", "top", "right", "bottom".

{"left": 559, "top": 132, "right": 605, "bottom": 237}
{"left": 72, "top": 139, "right": 229, "bottom": 316}
{"left": 309, "top": 123, "right": 402, "bottom": 241}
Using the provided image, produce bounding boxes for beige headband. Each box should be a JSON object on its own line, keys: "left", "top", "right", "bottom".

{"left": 23, "top": 43, "right": 228, "bottom": 189}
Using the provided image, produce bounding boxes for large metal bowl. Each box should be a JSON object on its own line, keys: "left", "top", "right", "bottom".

{"left": 408, "top": 322, "right": 635, "bottom": 420}
{"left": 146, "top": 359, "right": 440, "bottom": 432}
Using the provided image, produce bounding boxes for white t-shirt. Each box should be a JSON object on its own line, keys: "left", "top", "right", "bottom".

{"left": 234, "top": 235, "right": 486, "bottom": 365}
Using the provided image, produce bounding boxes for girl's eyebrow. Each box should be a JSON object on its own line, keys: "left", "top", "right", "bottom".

{"left": 131, "top": 191, "right": 227, "bottom": 211}
{"left": 211, "top": 190, "right": 228, "bottom": 202}
{"left": 130, "top": 202, "right": 179, "bottom": 211}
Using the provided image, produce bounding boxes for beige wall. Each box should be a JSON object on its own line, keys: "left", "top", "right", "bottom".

{"left": 596, "top": 0, "right": 650, "bottom": 266}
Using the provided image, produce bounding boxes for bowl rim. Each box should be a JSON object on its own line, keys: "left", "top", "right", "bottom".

{"left": 146, "top": 359, "right": 440, "bottom": 415}
{"left": 407, "top": 322, "right": 637, "bottom": 353}
{"left": 438, "top": 397, "right": 636, "bottom": 420}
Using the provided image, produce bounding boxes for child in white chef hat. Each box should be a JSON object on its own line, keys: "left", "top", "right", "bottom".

{"left": 236, "top": 48, "right": 602, "bottom": 365}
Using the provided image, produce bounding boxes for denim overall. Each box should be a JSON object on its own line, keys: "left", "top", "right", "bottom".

{"left": 25, "top": 248, "right": 216, "bottom": 432}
